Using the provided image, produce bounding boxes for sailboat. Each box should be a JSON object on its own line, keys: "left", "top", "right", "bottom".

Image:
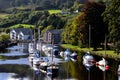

{"left": 28, "top": 28, "right": 47, "bottom": 71}
{"left": 28, "top": 28, "right": 36, "bottom": 64}
{"left": 82, "top": 25, "right": 94, "bottom": 71}
{"left": 70, "top": 52, "right": 78, "bottom": 62}
{"left": 53, "top": 45, "right": 59, "bottom": 57}
{"left": 28, "top": 28, "right": 41, "bottom": 68}
{"left": 82, "top": 25, "right": 94, "bottom": 80}
{"left": 46, "top": 40, "right": 59, "bottom": 77}
{"left": 35, "top": 28, "right": 49, "bottom": 73}
{"left": 95, "top": 35, "right": 109, "bottom": 80}
{"left": 96, "top": 58, "right": 108, "bottom": 71}
{"left": 83, "top": 51, "right": 94, "bottom": 70}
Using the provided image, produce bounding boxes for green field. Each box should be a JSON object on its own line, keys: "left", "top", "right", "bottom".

{"left": 48, "top": 10, "right": 61, "bottom": 14}
{"left": 9, "top": 24, "right": 34, "bottom": 29}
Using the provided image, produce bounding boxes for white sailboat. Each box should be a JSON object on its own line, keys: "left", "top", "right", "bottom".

{"left": 82, "top": 25, "right": 94, "bottom": 80}
{"left": 46, "top": 40, "right": 59, "bottom": 77}
{"left": 95, "top": 35, "right": 109, "bottom": 80}
{"left": 36, "top": 29, "right": 50, "bottom": 73}
{"left": 83, "top": 51, "right": 94, "bottom": 70}
{"left": 28, "top": 28, "right": 41, "bottom": 68}
{"left": 53, "top": 45, "right": 59, "bottom": 57}
{"left": 28, "top": 28, "right": 47, "bottom": 70}
{"left": 83, "top": 25, "right": 94, "bottom": 71}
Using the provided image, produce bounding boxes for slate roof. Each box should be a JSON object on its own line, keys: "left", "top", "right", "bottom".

{"left": 47, "top": 29, "right": 62, "bottom": 34}
{"left": 12, "top": 28, "right": 32, "bottom": 35}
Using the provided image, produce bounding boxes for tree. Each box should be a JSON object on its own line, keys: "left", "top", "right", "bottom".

{"left": 0, "top": 32, "right": 10, "bottom": 42}
{"left": 82, "top": 2, "right": 107, "bottom": 50}
{"left": 62, "top": 13, "right": 84, "bottom": 46}
{"left": 102, "top": 0, "right": 120, "bottom": 43}
{"left": 114, "top": 41, "right": 120, "bottom": 55}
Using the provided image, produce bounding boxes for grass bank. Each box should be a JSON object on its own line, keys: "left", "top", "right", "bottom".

{"left": 0, "top": 13, "right": 9, "bottom": 19}
{"left": 48, "top": 10, "right": 61, "bottom": 14}
{"left": 9, "top": 24, "right": 34, "bottom": 29}
{"left": 61, "top": 44, "right": 120, "bottom": 60}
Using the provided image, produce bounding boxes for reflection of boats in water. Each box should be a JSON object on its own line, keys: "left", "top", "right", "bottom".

{"left": 28, "top": 28, "right": 49, "bottom": 73}
{"left": 118, "top": 65, "right": 120, "bottom": 80}
{"left": 47, "top": 63, "right": 59, "bottom": 78}
{"left": 45, "top": 43, "right": 59, "bottom": 78}
{"left": 28, "top": 43, "right": 34, "bottom": 54}
{"left": 28, "top": 50, "right": 40, "bottom": 64}
{"left": 29, "top": 52, "right": 49, "bottom": 72}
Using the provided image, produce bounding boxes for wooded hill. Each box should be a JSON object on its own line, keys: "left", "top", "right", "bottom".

{"left": 0, "top": 0, "right": 103, "bottom": 11}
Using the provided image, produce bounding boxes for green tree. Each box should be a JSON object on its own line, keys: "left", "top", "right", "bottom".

{"left": 41, "top": 25, "right": 54, "bottom": 36}
{"left": 83, "top": 2, "right": 107, "bottom": 50}
{"left": 0, "top": 32, "right": 10, "bottom": 42}
{"left": 46, "top": 14, "right": 65, "bottom": 29}
{"left": 102, "top": 0, "right": 120, "bottom": 43}
{"left": 62, "top": 13, "right": 84, "bottom": 46}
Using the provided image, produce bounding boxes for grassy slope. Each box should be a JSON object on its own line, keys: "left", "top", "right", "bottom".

{"left": 61, "top": 44, "right": 120, "bottom": 60}
{"left": 0, "top": 13, "right": 9, "bottom": 19}
{"left": 9, "top": 24, "right": 34, "bottom": 29}
{"left": 48, "top": 10, "right": 61, "bottom": 14}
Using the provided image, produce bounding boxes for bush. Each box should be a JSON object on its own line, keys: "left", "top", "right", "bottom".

{"left": 114, "top": 41, "right": 120, "bottom": 55}
{"left": 0, "top": 32, "right": 10, "bottom": 42}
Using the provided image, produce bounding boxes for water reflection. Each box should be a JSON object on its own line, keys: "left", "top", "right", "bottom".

{"left": 0, "top": 43, "right": 119, "bottom": 80}
{"left": 0, "top": 43, "right": 32, "bottom": 80}
{"left": 0, "top": 58, "right": 29, "bottom": 64}
{"left": 0, "top": 73, "right": 31, "bottom": 80}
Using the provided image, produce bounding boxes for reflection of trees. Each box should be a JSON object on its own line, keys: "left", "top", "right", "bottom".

{"left": 69, "top": 59, "right": 87, "bottom": 80}
{"left": 0, "top": 64, "right": 33, "bottom": 78}
{"left": 58, "top": 63, "right": 68, "bottom": 79}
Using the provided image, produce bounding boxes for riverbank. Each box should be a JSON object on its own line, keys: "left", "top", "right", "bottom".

{"left": 0, "top": 40, "right": 17, "bottom": 50}
{"left": 61, "top": 44, "right": 120, "bottom": 60}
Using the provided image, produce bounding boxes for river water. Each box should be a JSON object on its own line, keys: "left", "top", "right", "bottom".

{"left": 0, "top": 43, "right": 120, "bottom": 80}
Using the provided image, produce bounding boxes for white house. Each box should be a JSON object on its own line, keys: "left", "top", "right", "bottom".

{"left": 10, "top": 28, "right": 33, "bottom": 41}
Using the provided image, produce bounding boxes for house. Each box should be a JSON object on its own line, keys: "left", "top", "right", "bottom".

{"left": 10, "top": 28, "right": 33, "bottom": 41}
{"left": 43, "top": 29, "right": 62, "bottom": 44}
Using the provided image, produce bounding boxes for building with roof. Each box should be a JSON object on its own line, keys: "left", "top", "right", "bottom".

{"left": 43, "top": 29, "right": 62, "bottom": 44}
{"left": 10, "top": 28, "right": 33, "bottom": 41}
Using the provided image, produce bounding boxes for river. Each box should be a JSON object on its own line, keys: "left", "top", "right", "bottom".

{"left": 0, "top": 43, "right": 120, "bottom": 80}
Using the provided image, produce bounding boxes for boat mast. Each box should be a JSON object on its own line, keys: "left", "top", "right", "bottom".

{"left": 52, "top": 37, "right": 54, "bottom": 62}
{"left": 38, "top": 28, "right": 40, "bottom": 43}
{"left": 38, "top": 28, "right": 42, "bottom": 57}
{"left": 103, "top": 34, "right": 107, "bottom": 80}
{"left": 89, "top": 25, "right": 91, "bottom": 51}
{"left": 34, "top": 26, "right": 36, "bottom": 50}
{"left": 104, "top": 34, "right": 107, "bottom": 58}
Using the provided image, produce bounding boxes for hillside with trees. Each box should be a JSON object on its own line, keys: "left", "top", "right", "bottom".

{"left": 0, "top": 0, "right": 85, "bottom": 10}
{"left": 0, "top": 0, "right": 120, "bottom": 53}
{"left": 62, "top": 2, "right": 107, "bottom": 50}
